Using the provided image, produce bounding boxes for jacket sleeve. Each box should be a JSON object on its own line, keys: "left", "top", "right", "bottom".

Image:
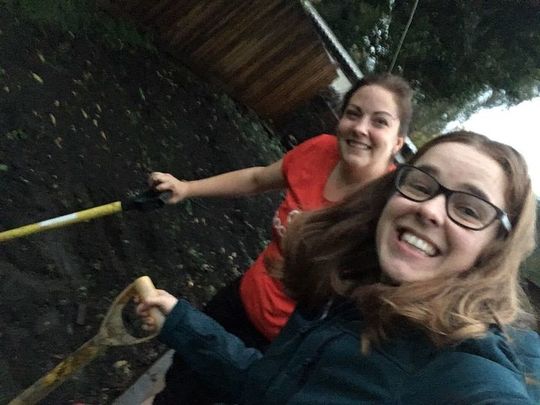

{"left": 158, "top": 299, "right": 263, "bottom": 402}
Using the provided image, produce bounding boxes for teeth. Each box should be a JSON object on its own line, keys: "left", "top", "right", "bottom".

{"left": 347, "top": 139, "right": 370, "bottom": 149}
{"left": 401, "top": 232, "right": 437, "bottom": 256}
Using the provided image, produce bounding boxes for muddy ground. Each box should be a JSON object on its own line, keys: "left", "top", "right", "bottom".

{"left": 0, "top": 7, "right": 338, "bottom": 404}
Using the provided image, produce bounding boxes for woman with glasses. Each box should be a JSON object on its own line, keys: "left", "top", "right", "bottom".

{"left": 138, "top": 131, "right": 540, "bottom": 404}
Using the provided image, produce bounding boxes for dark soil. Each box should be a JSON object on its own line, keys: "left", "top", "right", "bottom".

{"left": 0, "top": 7, "right": 325, "bottom": 404}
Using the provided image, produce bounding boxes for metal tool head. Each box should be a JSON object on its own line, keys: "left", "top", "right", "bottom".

{"left": 122, "top": 189, "right": 172, "bottom": 212}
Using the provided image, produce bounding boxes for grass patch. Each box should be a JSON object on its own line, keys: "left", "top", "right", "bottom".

{"left": 2, "top": 0, "right": 156, "bottom": 51}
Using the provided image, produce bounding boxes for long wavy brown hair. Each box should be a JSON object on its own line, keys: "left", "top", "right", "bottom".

{"left": 281, "top": 131, "right": 537, "bottom": 349}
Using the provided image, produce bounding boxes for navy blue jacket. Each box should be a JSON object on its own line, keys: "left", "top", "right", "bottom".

{"left": 159, "top": 299, "right": 540, "bottom": 404}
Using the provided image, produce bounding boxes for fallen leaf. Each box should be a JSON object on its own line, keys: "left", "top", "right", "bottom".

{"left": 138, "top": 87, "right": 146, "bottom": 101}
{"left": 31, "top": 72, "right": 44, "bottom": 84}
{"left": 113, "top": 360, "right": 128, "bottom": 369}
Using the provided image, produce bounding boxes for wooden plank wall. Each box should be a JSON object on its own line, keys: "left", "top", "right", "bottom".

{"left": 104, "top": 0, "right": 338, "bottom": 118}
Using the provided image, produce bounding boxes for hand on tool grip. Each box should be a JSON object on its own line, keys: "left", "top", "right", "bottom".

{"left": 148, "top": 172, "right": 188, "bottom": 204}
{"left": 135, "top": 277, "right": 177, "bottom": 332}
{"left": 134, "top": 276, "right": 171, "bottom": 331}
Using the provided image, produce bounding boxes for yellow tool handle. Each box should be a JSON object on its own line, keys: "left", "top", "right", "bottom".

{"left": 8, "top": 337, "right": 104, "bottom": 405}
{"left": 0, "top": 201, "right": 122, "bottom": 242}
{"left": 8, "top": 277, "right": 162, "bottom": 404}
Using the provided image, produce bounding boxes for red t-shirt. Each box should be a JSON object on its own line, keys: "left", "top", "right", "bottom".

{"left": 239, "top": 134, "right": 340, "bottom": 340}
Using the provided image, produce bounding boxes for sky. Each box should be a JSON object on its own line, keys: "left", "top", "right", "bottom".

{"left": 445, "top": 97, "right": 540, "bottom": 197}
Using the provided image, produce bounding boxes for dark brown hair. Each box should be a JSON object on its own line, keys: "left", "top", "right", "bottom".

{"left": 340, "top": 73, "right": 414, "bottom": 137}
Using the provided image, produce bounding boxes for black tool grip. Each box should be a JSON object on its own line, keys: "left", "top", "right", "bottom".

{"left": 122, "top": 190, "right": 172, "bottom": 212}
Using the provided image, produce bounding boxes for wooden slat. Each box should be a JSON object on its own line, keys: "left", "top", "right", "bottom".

{"left": 104, "top": 0, "right": 338, "bottom": 119}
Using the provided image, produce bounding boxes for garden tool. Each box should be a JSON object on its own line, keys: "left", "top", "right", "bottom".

{"left": 8, "top": 275, "right": 164, "bottom": 405}
{"left": 0, "top": 189, "right": 171, "bottom": 242}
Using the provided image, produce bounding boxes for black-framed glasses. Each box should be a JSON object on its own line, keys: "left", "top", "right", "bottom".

{"left": 395, "top": 165, "right": 512, "bottom": 233}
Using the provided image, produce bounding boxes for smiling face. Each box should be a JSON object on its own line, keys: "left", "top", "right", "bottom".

{"left": 336, "top": 85, "right": 404, "bottom": 178}
{"left": 375, "top": 142, "right": 508, "bottom": 284}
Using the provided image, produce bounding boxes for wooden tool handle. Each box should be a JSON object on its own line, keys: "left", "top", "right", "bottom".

{"left": 133, "top": 276, "right": 165, "bottom": 329}
{"left": 8, "top": 339, "right": 103, "bottom": 405}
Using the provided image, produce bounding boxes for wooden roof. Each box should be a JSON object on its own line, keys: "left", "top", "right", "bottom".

{"left": 104, "top": 0, "right": 338, "bottom": 118}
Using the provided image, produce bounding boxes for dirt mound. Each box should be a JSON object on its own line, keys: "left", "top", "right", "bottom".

{"left": 0, "top": 7, "right": 290, "bottom": 403}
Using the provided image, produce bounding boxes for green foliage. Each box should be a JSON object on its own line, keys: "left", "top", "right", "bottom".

{"left": 316, "top": 0, "right": 540, "bottom": 137}
{"left": 387, "top": 1, "right": 540, "bottom": 104}
{"left": 4, "top": 128, "right": 28, "bottom": 140}
{"left": 316, "top": 1, "right": 385, "bottom": 44}
{"left": 3, "top": 0, "right": 92, "bottom": 31}
{"left": 522, "top": 200, "right": 540, "bottom": 287}
{"left": 2, "top": 0, "right": 156, "bottom": 51}
{"left": 524, "top": 251, "right": 540, "bottom": 287}
{"left": 219, "top": 93, "right": 284, "bottom": 160}
{"left": 315, "top": 0, "right": 391, "bottom": 65}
